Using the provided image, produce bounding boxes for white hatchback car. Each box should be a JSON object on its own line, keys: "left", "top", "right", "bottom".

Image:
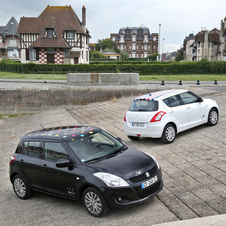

{"left": 124, "top": 89, "right": 219, "bottom": 143}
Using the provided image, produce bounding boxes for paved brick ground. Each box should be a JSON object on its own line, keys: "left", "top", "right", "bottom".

{"left": 1, "top": 85, "right": 226, "bottom": 225}
{"left": 65, "top": 86, "right": 226, "bottom": 220}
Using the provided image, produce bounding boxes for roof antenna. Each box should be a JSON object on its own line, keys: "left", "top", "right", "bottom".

{"left": 40, "top": 124, "right": 45, "bottom": 129}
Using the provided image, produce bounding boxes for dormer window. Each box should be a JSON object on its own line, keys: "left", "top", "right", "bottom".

{"left": 48, "top": 29, "right": 53, "bottom": 38}
{"left": 67, "top": 32, "right": 74, "bottom": 39}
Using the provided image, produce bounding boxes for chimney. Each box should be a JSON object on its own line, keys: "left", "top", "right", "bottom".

{"left": 82, "top": 6, "right": 86, "bottom": 30}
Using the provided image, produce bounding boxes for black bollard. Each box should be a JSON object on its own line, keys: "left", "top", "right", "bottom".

{"left": 196, "top": 80, "right": 200, "bottom": 85}
{"left": 161, "top": 80, "right": 165, "bottom": 85}
{"left": 178, "top": 80, "right": 182, "bottom": 85}
{"left": 214, "top": 80, "right": 218, "bottom": 85}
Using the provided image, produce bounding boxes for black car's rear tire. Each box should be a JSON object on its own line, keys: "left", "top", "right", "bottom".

{"left": 207, "top": 108, "right": 218, "bottom": 126}
{"left": 161, "top": 124, "right": 176, "bottom": 144}
{"left": 82, "top": 187, "right": 109, "bottom": 217}
{"left": 13, "top": 175, "right": 31, "bottom": 199}
{"left": 127, "top": 136, "right": 140, "bottom": 140}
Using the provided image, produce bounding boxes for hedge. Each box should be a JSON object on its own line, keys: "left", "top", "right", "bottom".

{"left": 1, "top": 60, "right": 226, "bottom": 75}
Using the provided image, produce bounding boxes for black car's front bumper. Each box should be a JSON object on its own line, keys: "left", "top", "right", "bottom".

{"left": 101, "top": 171, "right": 163, "bottom": 209}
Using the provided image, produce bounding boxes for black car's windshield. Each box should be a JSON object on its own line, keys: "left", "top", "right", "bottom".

{"left": 129, "top": 100, "right": 158, "bottom": 111}
{"left": 67, "top": 130, "right": 124, "bottom": 163}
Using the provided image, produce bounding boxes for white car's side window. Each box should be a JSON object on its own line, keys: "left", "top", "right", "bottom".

{"left": 179, "top": 92, "right": 198, "bottom": 104}
{"left": 163, "top": 96, "right": 180, "bottom": 107}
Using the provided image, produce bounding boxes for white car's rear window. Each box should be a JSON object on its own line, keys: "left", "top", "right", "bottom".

{"left": 129, "top": 100, "right": 158, "bottom": 111}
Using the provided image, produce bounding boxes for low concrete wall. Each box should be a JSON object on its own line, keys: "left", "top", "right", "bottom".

{"left": 0, "top": 87, "right": 153, "bottom": 114}
{"left": 67, "top": 73, "right": 139, "bottom": 85}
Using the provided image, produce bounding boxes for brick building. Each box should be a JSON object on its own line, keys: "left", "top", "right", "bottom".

{"left": 17, "top": 5, "right": 90, "bottom": 64}
{"left": 110, "top": 27, "right": 158, "bottom": 58}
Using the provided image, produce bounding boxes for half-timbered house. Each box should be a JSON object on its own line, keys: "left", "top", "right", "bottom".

{"left": 17, "top": 5, "right": 90, "bottom": 64}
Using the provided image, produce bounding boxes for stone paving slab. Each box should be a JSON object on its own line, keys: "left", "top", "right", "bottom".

{"left": 1, "top": 85, "right": 226, "bottom": 225}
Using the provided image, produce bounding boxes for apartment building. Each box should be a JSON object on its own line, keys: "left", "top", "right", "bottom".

{"left": 110, "top": 27, "right": 158, "bottom": 58}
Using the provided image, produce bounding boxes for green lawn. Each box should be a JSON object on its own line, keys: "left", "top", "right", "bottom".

{"left": 0, "top": 71, "right": 226, "bottom": 81}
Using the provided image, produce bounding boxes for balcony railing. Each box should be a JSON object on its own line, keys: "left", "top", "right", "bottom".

{"left": 192, "top": 52, "right": 197, "bottom": 57}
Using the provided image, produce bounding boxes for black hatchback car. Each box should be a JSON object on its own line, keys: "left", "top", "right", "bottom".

{"left": 9, "top": 126, "right": 163, "bottom": 217}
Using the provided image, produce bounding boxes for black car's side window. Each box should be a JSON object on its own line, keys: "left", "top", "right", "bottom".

{"left": 179, "top": 92, "right": 198, "bottom": 104}
{"left": 23, "top": 141, "right": 40, "bottom": 158}
{"left": 44, "top": 142, "right": 69, "bottom": 162}
{"left": 163, "top": 95, "right": 180, "bottom": 107}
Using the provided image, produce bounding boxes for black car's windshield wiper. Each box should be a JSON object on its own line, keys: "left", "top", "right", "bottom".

{"left": 106, "top": 145, "right": 128, "bottom": 158}
{"left": 84, "top": 156, "right": 106, "bottom": 163}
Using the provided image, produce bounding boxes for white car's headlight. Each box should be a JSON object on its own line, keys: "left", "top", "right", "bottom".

{"left": 145, "top": 152, "right": 160, "bottom": 169}
{"left": 94, "top": 172, "right": 129, "bottom": 187}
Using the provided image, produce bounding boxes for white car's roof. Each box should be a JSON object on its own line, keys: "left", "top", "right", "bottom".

{"left": 134, "top": 89, "right": 188, "bottom": 101}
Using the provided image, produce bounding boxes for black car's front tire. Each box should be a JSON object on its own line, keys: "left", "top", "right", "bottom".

{"left": 207, "top": 108, "right": 218, "bottom": 126}
{"left": 82, "top": 187, "right": 109, "bottom": 217}
{"left": 13, "top": 175, "right": 31, "bottom": 199}
{"left": 161, "top": 124, "right": 176, "bottom": 144}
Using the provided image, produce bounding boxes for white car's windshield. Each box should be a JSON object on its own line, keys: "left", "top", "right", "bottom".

{"left": 67, "top": 130, "right": 124, "bottom": 163}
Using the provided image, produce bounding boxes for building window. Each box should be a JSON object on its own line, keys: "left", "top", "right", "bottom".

{"left": 137, "top": 45, "right": 138, "bottom": 49}
{"left": 65, "top": 49, "right": 70, "bottom": 58}
{"left": 144, "top": 35, "right": 148, "bottom": 42}
{"left": 120, "top": 44, "right": 123, "bottom": 50}
{"left": 120, "top": 35, "right": 124, "bottom": 42}
{"left": 67, "top": 32, "right": 74, "bottom": 39}
{"left": 153, "top": 37, "right": 156, "bottom": 41}
{"left": 144, "top": 52, "right": 148, "bottom": 57}
{"left": 144, "top": 44, "right": 147, "bottom": 50}
{"left": 132, "top": 43, "right": 136, "bottom": 50}
{"left": 47, "top": 49, "right": 55, "bottom": 53}
{"left": 130, "top": 46, "right": 131, "bottom": 49}
{"left": 154, "top": 45, "right": 156, "bottom": 49}
{"left": 30, "top": 49, "right": 36, "bottom": 60}
{"left": 112, "top": 37, "right": 115, "bottom": 41}
{"left": 142, "top": 46, "right": 143, "bottom": 49}
{"left": 48, "top": 29, "right": 53, "bottom": 38}
{"left": 132, "top": 35, "right": 136, "bottom": 42}
{"left": 124, "top": 46, "right": 126, "bottom": 50}
{"left": 0, "top": 36, "right": 2, "bottom": 43}
{"left": 148, "top": 45, "right": 150, "bottom": 49}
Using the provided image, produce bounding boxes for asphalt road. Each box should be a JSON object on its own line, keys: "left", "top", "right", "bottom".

{"left": 1, "top": 85, "right": 226, "bottom": 226}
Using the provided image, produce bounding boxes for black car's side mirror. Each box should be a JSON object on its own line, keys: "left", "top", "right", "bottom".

{"left": 116, "top": 137, "right": 122, "bottom": 143}
{"left": 56, "top": 158, "right": 71, "bottom": 168}
{"left": 198, "top": 97, "right": 203, "bottom": 102}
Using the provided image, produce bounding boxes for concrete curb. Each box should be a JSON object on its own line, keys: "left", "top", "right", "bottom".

{"left": 152, "top": 214, "right": 226, "bottom": 226}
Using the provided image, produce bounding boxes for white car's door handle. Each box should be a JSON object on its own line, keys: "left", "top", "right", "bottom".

{"left": 186, "top": 106, "right": 191, "bottom": 109}
{"left": 170, "top": 110, "right": 174, "bottom": 113}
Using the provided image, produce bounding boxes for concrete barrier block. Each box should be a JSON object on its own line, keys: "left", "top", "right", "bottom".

{"left": 67, "top": 73, "right": 139, "bottom": 85}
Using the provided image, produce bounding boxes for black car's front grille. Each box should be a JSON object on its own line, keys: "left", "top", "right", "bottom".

{"left": 129, "top": 166, "right": 157, "bottom": 183}
{"left": 137, "top": 181, "right": 161, "bottom": 199}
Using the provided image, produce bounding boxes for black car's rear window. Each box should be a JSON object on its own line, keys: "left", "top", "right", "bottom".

{"left": 129, "top": 100, "right": 158, "bottom": 111}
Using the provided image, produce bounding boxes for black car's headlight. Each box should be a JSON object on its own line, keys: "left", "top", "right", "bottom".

{"left": 145, "top": 152, "right": 160, "bottom": 170}
{"left": 94, "top": 172, "right": 129, "bottom": 187}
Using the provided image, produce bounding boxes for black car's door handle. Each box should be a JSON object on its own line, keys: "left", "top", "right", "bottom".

{"left": 20, "top": 159, "right": 24, "bottom": 164}
{"left": 42, "top": 164, "right": 47, "bottom": 170}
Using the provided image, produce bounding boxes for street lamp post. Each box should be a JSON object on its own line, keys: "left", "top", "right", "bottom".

{"left": 158, "top": 24, "right": 161, "bottom": 61}
{"left": 162, "top": 38, "right": 165, "bottom": 61}
{"left": 11, "top": 22, "right": 15, "bottom": 60}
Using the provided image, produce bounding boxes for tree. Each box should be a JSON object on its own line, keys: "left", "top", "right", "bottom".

{"left": 89, "top": 50, "right": 106, "bottom": 59}
{"left": 147, "top": 53, "right": 160, "bottom": 61}
{"left": 175, "top": 48, "right": 184, "bottom": 62}
{"left": 95, "top": 39, "right": 115, "bottom": 51}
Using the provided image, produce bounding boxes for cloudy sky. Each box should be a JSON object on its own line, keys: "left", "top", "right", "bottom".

{"left": 1, "top": 0, "right": 226, "bottom": 53}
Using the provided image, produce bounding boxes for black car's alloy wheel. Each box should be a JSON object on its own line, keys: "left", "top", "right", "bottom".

{"left": 207, "top": 108, "right": 218, "bottom": 126}
{"left": 161, "top": 124, "right": 176, "bottom": 144}
{"left": 82, "top": 187, "right": 109, "bottom": 217}
{"left": 13, "top": 175, "right": 31, "bottom": 199}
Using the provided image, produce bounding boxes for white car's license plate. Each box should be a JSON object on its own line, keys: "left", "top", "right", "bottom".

{"left": 141, "top": 175, "right": 158, "bottom": 189}
{"left": 132, "top": 123, "right": 144, "bottom": 127}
